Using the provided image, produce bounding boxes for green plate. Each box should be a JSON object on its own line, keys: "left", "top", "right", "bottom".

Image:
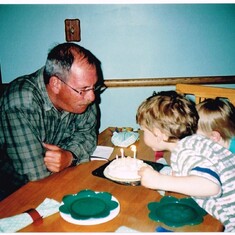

{"left": 148, "top": 196, "right": 207, "bottom": 227}
{"left": 59, "top": 189, "right": 119, "bottom": 220}
{"left": 71, "top": 197, "right": 107, "bottom": 217}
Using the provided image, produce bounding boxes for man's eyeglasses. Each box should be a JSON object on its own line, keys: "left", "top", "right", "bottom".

{"left": 56, "top": 76, "right": 106, "bottom": 96}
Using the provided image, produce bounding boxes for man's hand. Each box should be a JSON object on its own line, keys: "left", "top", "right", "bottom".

{"left": 43, "top": 143, "right": 73, "bottom": 173}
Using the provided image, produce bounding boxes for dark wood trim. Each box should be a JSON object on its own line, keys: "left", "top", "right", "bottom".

{"left": 1, "top": 75, "right": 235, "bottom": 94}
{"left": 104, "top": 75, "right": 235, "bottom": 88}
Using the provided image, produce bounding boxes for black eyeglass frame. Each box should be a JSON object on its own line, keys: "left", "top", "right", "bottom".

{"left": 56, "top": 76, "right": 106, "bottom": 96}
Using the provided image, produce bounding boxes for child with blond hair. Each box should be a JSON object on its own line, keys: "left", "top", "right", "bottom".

{"left": 136, "top": 90, "right": 235, "bottom": 232}
{"left": 196, "top": 98, "right": 235, "bottom": 153}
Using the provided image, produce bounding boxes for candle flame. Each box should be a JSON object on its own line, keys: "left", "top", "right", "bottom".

{"left": 131, "top": 145, "right": 136, "bottom": 151}
{"left": 131, "top": 145, "right": 137, "bottom": 159}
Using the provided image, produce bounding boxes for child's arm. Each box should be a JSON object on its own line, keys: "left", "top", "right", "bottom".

{"left": 138, "top": 166, "right": 220, "bottom": 197}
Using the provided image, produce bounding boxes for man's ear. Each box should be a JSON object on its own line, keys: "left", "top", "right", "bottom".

{"left": 49, "top": 76, "right": 61, "bottom": 94}
{"left": 210, "top": 131, "right": 222, "bottom": 142}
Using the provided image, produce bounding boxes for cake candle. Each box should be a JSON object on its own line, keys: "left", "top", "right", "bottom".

{"left": 120, "top": 148, "right": 124, "bottom": 159}
{"left": 131, "top": 145, "right": 137, "bottom": 159}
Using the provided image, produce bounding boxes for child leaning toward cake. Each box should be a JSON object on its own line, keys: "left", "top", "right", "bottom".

{"left": 136, "top": 90, "right": 235, "bottom": 232}
{"left": 156, "top": 97, "right": 235, "bottom": 176}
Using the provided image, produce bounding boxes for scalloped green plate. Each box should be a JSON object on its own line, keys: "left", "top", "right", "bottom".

{"left": 148, "top": 196, "right": 207, "bottom": 227}
{"left": 59, "top": 189, "right": 120, "bottom": 225}
{"left": 70, "top": 197, "right": 107, "bottom": 218}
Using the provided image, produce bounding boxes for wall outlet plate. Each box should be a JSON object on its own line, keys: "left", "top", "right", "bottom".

{"left": 65, "top": 19, "right": 81, "bottom": 42}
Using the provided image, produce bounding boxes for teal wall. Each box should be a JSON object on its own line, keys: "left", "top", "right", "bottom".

{"left": 1, "top": 4, "right": 235, "bottom": 131}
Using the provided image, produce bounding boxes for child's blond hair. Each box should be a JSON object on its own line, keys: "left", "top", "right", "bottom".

{"left": 196, "top": 98, "right": 235, "bottom": 142}
{"left": 136, "top": 90, "right": 199, "bottom": 142}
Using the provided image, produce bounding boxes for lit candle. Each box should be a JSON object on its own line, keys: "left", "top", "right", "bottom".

{"left": 131, "top": 145, "right": 137, "bottom": 159}
{"left": 120, "top": 148, "right": 124, "bottom": 159}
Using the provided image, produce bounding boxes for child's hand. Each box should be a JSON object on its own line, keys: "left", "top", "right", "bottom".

{"left": 138, "top": 166, "right": 160, "bottom": 189}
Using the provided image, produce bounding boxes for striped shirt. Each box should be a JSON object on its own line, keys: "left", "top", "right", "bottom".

{"left": 171, "top": 134, "right": 235, "bottom": 232}
{"left": 0, "top": 67, "right": 97, "bottom": 194}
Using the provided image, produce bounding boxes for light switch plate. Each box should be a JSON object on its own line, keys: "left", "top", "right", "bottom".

{"left": 65, "top": 19, "right": 81, "bottom": 42}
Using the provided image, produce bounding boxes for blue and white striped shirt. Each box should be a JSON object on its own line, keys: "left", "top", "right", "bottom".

{"left": 171, "top": 134, "right": 235, "bottom": 232}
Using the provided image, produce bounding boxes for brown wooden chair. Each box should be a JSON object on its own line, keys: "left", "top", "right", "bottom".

{"left": 176, "top": 83, "right": 235, "bottom": 106}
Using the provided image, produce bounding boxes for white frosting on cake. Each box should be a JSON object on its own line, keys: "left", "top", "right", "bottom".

{"left": 105, "top": 156, "right": 147, "bottom": 180}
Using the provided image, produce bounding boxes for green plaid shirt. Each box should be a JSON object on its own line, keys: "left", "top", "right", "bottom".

{"left": 0, "top": 67, "right": 97, "bottom": 195}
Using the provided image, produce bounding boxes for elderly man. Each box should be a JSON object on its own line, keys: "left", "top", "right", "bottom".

{"left": 0, "top": 42, "right": 104, "bottom": 199}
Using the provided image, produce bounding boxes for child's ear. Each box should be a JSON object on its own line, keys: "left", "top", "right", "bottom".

{"left": 154, "top": 128, "right": 167, "bottom": 142}
{"left": 210, "top": 131, "right": 222, "bottom": 142}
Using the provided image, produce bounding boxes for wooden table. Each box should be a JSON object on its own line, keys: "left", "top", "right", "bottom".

{"left": 0, "top": 127, "right": 223, "bottom": 232}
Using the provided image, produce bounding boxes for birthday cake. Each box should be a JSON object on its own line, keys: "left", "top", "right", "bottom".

{"left": 104, "top": 156, "right": 148, "bottom": 182}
